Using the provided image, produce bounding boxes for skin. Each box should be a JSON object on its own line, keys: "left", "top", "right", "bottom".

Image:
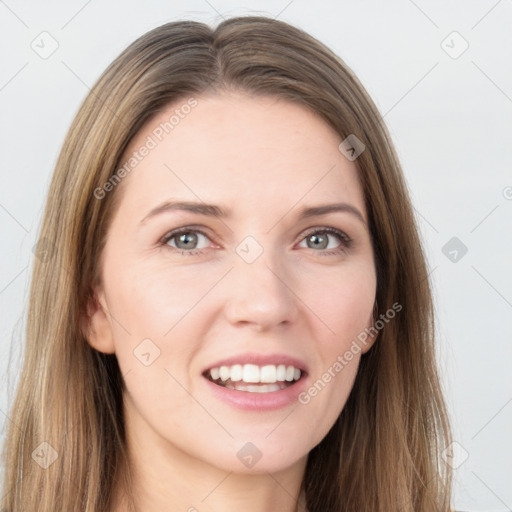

{"left": 86, "top": 91, "right": 377, "bottom": 512}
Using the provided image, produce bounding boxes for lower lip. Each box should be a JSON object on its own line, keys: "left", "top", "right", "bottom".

{"left": 204, "top": 376, "right": 308, "bottom": 411}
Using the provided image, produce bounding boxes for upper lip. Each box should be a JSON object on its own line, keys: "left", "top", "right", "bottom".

{"left": 202, "top": 352, "right": 308, "bottom": 375}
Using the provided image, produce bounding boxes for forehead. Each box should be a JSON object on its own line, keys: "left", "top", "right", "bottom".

{"left": 115, "top": 92, "right": 366, "bottom": 220}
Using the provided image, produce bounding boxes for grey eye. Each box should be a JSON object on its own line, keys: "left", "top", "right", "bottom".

{"left": 306, "top": 232, "right": 329, "bottom": 250}
{"left": 166, "top": 231, "right": 210, "bottom": 251}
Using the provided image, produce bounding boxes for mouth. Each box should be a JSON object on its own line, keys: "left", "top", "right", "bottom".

{"left": 203, "top": 363, "right": 304, "bottom": 393}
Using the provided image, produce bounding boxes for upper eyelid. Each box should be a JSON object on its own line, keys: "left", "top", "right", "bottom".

{"left": 160, "top": 227, "right": 213, "bottom": 247}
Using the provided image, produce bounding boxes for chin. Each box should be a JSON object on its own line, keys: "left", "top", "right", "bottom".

{"left": 188, "top": 427, "right": 315, "bottom": 475}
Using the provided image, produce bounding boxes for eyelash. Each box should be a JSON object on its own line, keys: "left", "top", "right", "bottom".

{"left": 159, "top": 226, "right": 353, "bottom": 257}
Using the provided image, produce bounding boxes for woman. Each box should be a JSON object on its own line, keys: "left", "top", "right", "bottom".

{"left": 1, "top": 16, "right": 452, "bottom": 512}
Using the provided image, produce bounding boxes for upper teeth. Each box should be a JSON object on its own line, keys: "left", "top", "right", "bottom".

{"left": 209, "top": 364, "right": 301, "bottom": 384}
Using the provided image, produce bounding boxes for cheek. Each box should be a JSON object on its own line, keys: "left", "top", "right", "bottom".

{"left": 297, "top": 261, "right": 376, "bottom": 342}
{"left": 296, "top": 351, "right": 360, "bottom": 452}
{"left": 108, "top": 259, "right": 224, "bottom": 339}
{"left": 105, "top": 263, "right": 208, "bottom": 424}
{"left": 104, "top": 259, "right": 231, "bottom": 395}
{"left": 295, "top": 262, "right": 374, "bottom": 412}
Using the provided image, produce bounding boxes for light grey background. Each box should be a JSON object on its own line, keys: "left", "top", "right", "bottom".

{"left": 1, "top": 1, "right": 511, "bottom": 510}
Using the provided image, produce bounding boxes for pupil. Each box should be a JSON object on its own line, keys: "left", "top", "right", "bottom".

{"left": 309, "top": 233, "right": 327, "bottom": 249}
{"left": 178, "top": 233, "right": 197, "bottom": 249}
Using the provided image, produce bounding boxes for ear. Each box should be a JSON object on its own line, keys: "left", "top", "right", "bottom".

{"left": 82, "top": 285, "right": 116, "bottom": 354}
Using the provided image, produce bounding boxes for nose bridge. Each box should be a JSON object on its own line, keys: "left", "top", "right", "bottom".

{"left": 223, "top": 236, "right": 297, "bottom": 329}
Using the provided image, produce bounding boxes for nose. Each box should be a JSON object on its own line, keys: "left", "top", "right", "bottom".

{"left": 223, "top": 249, "right": 299, "bottom": 332}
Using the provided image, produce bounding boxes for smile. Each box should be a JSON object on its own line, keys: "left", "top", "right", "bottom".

{"left": 205, "top": 364, "right": 302, "bottom": 393}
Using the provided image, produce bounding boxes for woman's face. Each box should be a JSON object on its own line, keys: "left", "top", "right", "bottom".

{"left": 87, "top": 92, "right": 377, "bottom": 474}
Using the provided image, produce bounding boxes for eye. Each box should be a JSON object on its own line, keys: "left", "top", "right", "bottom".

{"left": 160, "top": 226, "right": 352, "bottom": 257}
{"left": 297, "top": 227, "right": 352, "bottom": 255}
{"left": 160, "top": 227, "right": 213, "bottom": 255}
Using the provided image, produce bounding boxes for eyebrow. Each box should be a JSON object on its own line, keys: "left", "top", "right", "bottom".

{"left": 139, "top": 200, "right": 366, "bottom": 226}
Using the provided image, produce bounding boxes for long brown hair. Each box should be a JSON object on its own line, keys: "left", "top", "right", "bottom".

{"left": 1, "top": 16, "right": 452, "bottom": 511}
